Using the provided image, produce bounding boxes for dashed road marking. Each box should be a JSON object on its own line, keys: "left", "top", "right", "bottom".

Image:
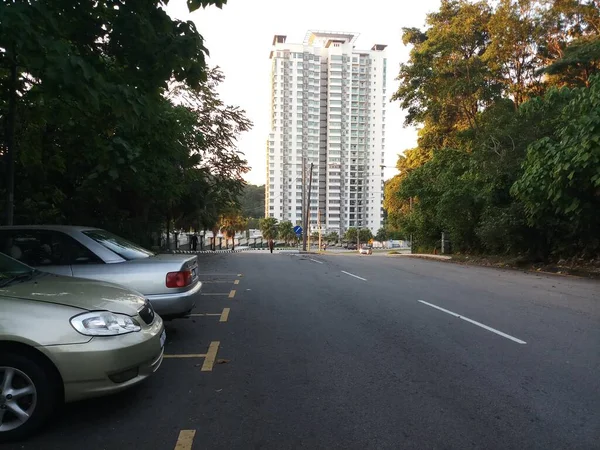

{"left": 174, "top": 430, "right": 196, "bottom": 450}
{"left": 341, "top": 270, "right": 367, "bottom": 281}
{"left": 163, "top": 341, "right": 222, "bottom": 369}
{"left": 202, "top": 341, "right": 220, "bottom": 372}
{"left": 234, "top": 279, "right": 240, "bottom": 285}
{"left": 309, "top": 258, "right": 324, "bottom": 264}
{"left": 220, "top": 307, "right": 230, "bottom": 322}
{"left": 418, "top": 300, "right": 527, "bottom": 344}
{"left": 229, "top": 289, "right": 236, "bottom": 298}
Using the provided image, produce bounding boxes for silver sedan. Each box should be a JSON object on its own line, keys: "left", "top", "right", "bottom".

{"left": 0, "top": 225, "right": 201, "bottom": 319}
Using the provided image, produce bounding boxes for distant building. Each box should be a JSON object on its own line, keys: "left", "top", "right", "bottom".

{"left": 266, "top": 31, "right": 387, "bottom": 235}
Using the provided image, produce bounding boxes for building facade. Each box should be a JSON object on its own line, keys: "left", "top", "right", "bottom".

{"left": 266, "top": 31, "right": 387, "bottom": 235}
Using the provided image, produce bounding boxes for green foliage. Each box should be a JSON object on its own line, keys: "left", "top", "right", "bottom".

{"left": 0, "top": 0, "right": 249, "bottom": 246}
{"left": 512, "top": 76, "right": 600, "bottom": 255}
{"left": 541, "top": 36, "right": 600, "bottom": 87}
{"left": 344, "top": 227, "right": 372, "bottom": 243}
{"left": 278, "top": 220, "right": 295, "bottom": 244}
{"left": 219, "top": 209, "right": 247, "bottom": 249}
{"left": 259, "top": 217, "right": 278, "bottom": 240}
{"left": 386, "top": 0, "right": 600, "bottom": 259}
{"left": 240, "top": 185, "right": 265, "bottom": 218}
{"left": 344, "top": 227, "right": 358, "bottom": 242}
{"left": 359, "top": 228, "right": 373, "bottom": 243}
{"left": 375, "top": 228, "right": 388, "bottom": 242}
{"left": 325, "top": 231, "right": 339, "bottom": 243}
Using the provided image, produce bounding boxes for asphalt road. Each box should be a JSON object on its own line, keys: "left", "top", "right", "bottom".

{"left": 7, "top": 251, "right": 599, "bottom": 449}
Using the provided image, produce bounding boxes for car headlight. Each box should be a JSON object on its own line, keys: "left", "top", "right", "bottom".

{"left": 70, "top": 311, "right": 141, "bottom": 336}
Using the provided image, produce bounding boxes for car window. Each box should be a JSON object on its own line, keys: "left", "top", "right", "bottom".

{"left": 0, "top": 230, "right": 102, "bottom": 267}
{"left": 82, "top": 229, "right": 154, "bottom": 261}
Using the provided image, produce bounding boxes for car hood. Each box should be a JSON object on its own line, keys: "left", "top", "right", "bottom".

{"left": 0, "top": 273, "right": 146, "bottom": 315}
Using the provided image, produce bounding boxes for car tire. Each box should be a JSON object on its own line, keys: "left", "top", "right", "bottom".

{"left": 0, "top": 351, "right": 61, "bottom": 442}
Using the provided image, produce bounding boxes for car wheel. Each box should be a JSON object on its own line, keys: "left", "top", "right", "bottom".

{"left": 0, "top": 352, "right": 60, "bottom": 442}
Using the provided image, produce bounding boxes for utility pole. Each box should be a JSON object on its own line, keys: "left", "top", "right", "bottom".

{"left": 317, "top": 210, "right": 322, "bottom": 252}
{"left": 303, "top": 162, "right": 314, "bottom": 252}
{"left": 302, "top": 158, "right": 307, "bottom": 251}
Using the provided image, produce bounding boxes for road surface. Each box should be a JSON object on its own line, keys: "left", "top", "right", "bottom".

{"left": 8, "top": 252, "right": 599, "bottom": 449}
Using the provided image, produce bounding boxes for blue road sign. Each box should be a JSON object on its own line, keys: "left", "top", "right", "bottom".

{"left": 294, "top": 225, "right": 303, "bottom": 236}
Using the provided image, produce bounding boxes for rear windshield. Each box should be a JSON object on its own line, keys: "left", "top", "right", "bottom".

{"left": 83, "top": 230, "right": 154, "bottom": 261}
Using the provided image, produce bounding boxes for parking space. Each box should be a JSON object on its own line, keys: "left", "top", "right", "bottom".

{"left": 3, "top": 257, "right": 246, "bottom": 450}
{"left": 162, "top": 271, "right": 243, "bottom": 447}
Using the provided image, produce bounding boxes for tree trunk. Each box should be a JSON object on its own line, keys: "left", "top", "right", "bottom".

{"left": 166, "top": 216, "right": 171, "bottom": 250}
{"left": 4, "top": 48, "right": 18, "bottom": 225}
{"left": 212, "top": 227, "right": 219, "bottom": 250}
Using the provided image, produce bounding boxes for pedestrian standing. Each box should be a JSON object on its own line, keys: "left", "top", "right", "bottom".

{"left": 268, "top": 239, "right": 274, "bottom": 254}
{"left": 191, "top": 234, "right": 198, "bottom": 251}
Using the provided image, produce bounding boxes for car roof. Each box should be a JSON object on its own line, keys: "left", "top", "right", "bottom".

{"left": 0, "top": 225, "right": 99, "bottom": 232}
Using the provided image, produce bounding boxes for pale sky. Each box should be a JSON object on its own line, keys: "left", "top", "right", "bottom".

{"left": 166, "top": 0, "right": 441, "bottom": 185}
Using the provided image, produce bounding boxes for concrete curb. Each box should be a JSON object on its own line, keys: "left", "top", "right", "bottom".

{"left": 388, "top": 253, "right": 452, "bottom": 260}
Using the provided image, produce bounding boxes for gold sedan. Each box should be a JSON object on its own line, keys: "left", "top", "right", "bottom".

{"left": 0, "top": 253, "right": 165, "bottom": 442}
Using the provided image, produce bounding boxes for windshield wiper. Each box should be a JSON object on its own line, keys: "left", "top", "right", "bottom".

{"left": 0, "top": 272, "right": 36, "bottom": 288}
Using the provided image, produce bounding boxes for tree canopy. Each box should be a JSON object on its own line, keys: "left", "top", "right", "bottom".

{"left": 386, "top": 0, "right": 600, "bottom": 259}
{"left": 0, "top": 0, "right": 251, "bottom": 248}
{"left": 240, "top": 184, "right": 265, "bottom": 219}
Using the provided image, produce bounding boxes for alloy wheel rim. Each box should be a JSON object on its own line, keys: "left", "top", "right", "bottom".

{"left": 0, "top": 366, "right": 37, "bottom": 432}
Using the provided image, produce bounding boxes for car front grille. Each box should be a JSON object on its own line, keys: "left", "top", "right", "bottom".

{"left": 138, "top": 300, "right": 155, "bottom": 325}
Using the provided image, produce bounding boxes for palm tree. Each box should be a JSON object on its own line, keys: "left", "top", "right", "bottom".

{"left": 220, "top": 211, "right": 247, "bottom": 250}
{"left": 326, "top": 231, "right": 339, "bottom": 244}
{"left": 278, "top": 220, "right": 295, "bottom": 245}
{"left": 260, "top": 217, "right": 279, "bottom": 242}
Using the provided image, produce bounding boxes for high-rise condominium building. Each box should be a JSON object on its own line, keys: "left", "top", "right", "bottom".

{"left": 265, "top": 31, "right": 387, "bottom": 236}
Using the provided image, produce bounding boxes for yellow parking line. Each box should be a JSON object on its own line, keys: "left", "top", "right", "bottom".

{"left": 229, "top": 289, "right": 236, "bottom": 298}
{"left": 201, "top": 341, "right": 220, "bottom": 372}
{"left": 164, "top": 354, "right": 207, "bottom": 359}
{"left": 174, "top": 430, "right": 196, "bottom": 450}
{"left": 220, "top": 308, "right": 230, "bottom": 322}
{"left": 234, "top": 279, "right": 240, "bottom": 285}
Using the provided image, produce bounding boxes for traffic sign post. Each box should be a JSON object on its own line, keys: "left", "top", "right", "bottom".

{"left": 294, "top": 225, "right": 303, "bottom": 236}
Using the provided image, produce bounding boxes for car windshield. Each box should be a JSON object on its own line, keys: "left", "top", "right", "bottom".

{"left": 82, "top": 229, "right": 155, "bottom": 261}
{"left": 0, "top": 251, "right": 33, "bottom": 275}
{"left": 0, "top": 252, "right": 35, "bottom": 286}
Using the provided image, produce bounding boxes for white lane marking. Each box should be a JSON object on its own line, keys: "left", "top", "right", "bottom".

{"left": 341, "top": 270, "right": 367, "bottom": 281}
{"left": 418, "top": 300, "right": 527, "bottom": 344}
{"left": 309, "top": 258, "right": 324, "bottom": 264}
